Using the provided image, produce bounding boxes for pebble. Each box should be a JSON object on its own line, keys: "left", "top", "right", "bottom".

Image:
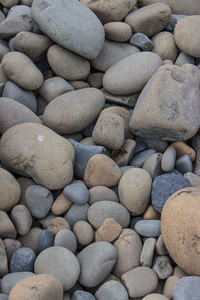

{"left": 0, "top": 211, "right": 17, "bottom": 239}
{"left": 173, "top": 276, "right": 200, "bottom": 300}
{"left": 25, "top": 185, "right": 53, "bottom": 219}
{"left": 152, "top": 256, "right": 173, "bottom": 280}
{"left": 161, "top": 147, "right": 176, "bottom": 172}
{"left": 113, "top": 229, "right": 142, "bottom": 277}
{"left": 151, "top": 173, "right": 191, "bottom": 213}
{"left": 0, "top": 239, "right": 8, "bottom": 277}
{"left": 102, "top": 88, "right": 139, "bottom": 107}
{"left": 51, "top": 193, "right": 72, "bottom": 216}
{"left": 103, "top": 52, "right": 162, "bottom": 95}
{"left": 170, "top": 141, "right": 196, "bottom": 162}
{"left": 3, "top": 238, "right": 21, "bottom": 262}
{"left": 64, "top": 203, "right": 89, "bottom": 228}
{"left": 18, "top": 227, "right": 42, "bottom": 253}
{"left": 31, "top": 0, "right": 105, "bottom": 60}
{"left": 9, "top": 274, "right": 63, "bottom": 300}
{"left": 87, "top": 201, "right": 130, "bottom": 230}
{"left": 175, "top": 51, "right": 195, "bottom": 66}
{"left": 135, "top": 220, "right": 161, "bottom": 237}
{"left": 175, "top": 154, "right": 193, "bottom": 174}
{"left": 130, "top": 33, "right": 153, "bottom": 51}
{"left": 152, "top": 31, "right": 178, "bottom": 62}
{"left": 130, "top": 149, "right": 156, "bottom": 167}
{"left": 10, "top": 247, "right": 36, "bottom": 273}
{"left": 1, "top": 271, "right": 34, "bottom": 294}
{"left": 136, "top": 138, "right": 168, "bottom": 153}
{"left": 73, "top": 221, "right": 94, "bottom": 246}
{"left": 2, "top": 80, "right": 37, "bottom": 112}
{"left": 37, "top": 230, "right": 54, "bottom": 253}
{"left": 47, "top": 217, "right": 70, "bottom": 235}
{"left": 142, "top": 295, "right": 169, "bottom": 300}
{"left": 163, "top": 275, "right": 179, "bottom": 299}
{"left": 89, "top": 186, "right": 118, "bottom": 205}
{"left": 156, "top": 235, "right": 168, "bottom": 256}
{"left": 121, "top": 266, "right": 158, "bottom": 298}
{"left": 54, "top": 229, "right": 77, "bottom": 253}
{"left": 140, "top": 238, "right": 156, "bottom": 267}
{"left": 143, "top": 205, "right": 160, "bottom": 220}
{"left": 95, "top": 218, "right": 122, "bottom": 242}
{"left": 34, "top": 246, "right": 80, "bottom": 291}
{"left": 104, "top": 22, "right": 132, "bottom": 42}
{"left": 87, "top": 72, "right": 103, "bottom": 89}
{"left": 0, "top": 295, "right": 8, "bottom": 300}
{"left": 11, "top": 205, "right": 32, "bottom": 235}
{"left": 77, "top": 241, "right": 117, "bottom": 288}
{"left": 63, "top": 183, "right": 89, "bottom": 205}
{"left": 72, "top": 291, "right": 95, "bottom": 300}
{"left": 95, "top": 280, "right": 129, "bottom": 300}
{"left": 118, "top": 168, "right": 152, "bottom": 215}
{"left": 184, "top": 172, "right": 200, "bottom": 186}
{"left": 143, "top": 152, "right": 162, "bottom": 179}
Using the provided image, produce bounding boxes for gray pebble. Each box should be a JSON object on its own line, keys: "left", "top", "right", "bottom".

{"left": 175, "top": 154, "right": 193, "bottom": 174}
{"left": 2, "top": 81, "right": 37, "bottom": 112}
{"left": 130, "top": 33, "right": 153, "bottom": 51}
{"left": 152, "top": 256, "right": 173, "bottom": 280}
{"left": 95, "top": 280, "right": 129, "bottom": 300}
{"left": 63, "top": 132, "right": 83, "bottom": 142}
{"left": 1, "top": 272, "right": 34, "bottom": 294}
{"left": 151, "top": 174, "right": 191, "bottom": 213}
{"left": 36, "top": 96, "right": 48, "bottom": 116}
{"left": 64, "top": 203, "right": 89, "bottom": 227}
{"left": 161, "top": 147, "right": 176, "bottom": 172}
{"left": 173, "top": 276, "right": 200, "bottom": 300}
{"left": 120, "top": 165, "right": 134, "bottom": 174}
{"left": 11, "top": 205, "right": 32, "bottom": 236}
{"left": 25, "top": 185, "right": 54, "bottom": 219}
{"left": 166, "top": 14, "right": 187, "bottom": 32}
{"left": 0, "top": 294, "right": 8, "bottom": 300}
{"left": 72, "top": 291, "right": 95, "bottom": 300}
{"left": 140, "top": 238, "right": 156, "bottom": 267}
{"left": 129, "top": 217, "right": 143, "bottom": 230}
{"left": 69, "top": 139, "right": 106, "bottom": 179}
{"left": 10, "top": 247, "right": 36, "bottom": 273}
{"left": 77, "top": 241, "right": 117, "bottom": 288}
{"left": 129, "top": 149, "right": 156, "bottom": 168}
{"left": 54, "top": 229, "right": 77, "bottom": 253}
{"left": 175, "top": 51, "right": 195, "bottom": 66}
{"left": 136, "top": 138, "right": 168, "bottom": 152}
{"left": 63, "top": 183, "right": 89, "bottom": 205}
{"left": 134, "top": 140, "right": 147, "bottom": 154}
{"left": 37, "top": 230, "right": 54, "bottom": 253}
{"left": 184, "top": 172, "right": 200, "bottom": 186}
{"left": 135, "top": 220, "right": 161, "bottom": 237}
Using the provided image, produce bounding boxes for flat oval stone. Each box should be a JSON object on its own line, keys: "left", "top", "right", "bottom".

{"left": 95, "top": 280, "right": 129, "bottom": 300}
{"left": 64, "top": 203, "right": 89, "bottom": 227}
{"left": 73, "top": 221, "right": 94, "bottom": 246}
{"left": 135, "top": 220, "right": 161, "bottom": 237}
{"left": 173, "top": 276, "right": 200, "bottom": 300}
{"left": 63, "top": 183, "right": 89, "bottom": 205}
{"left": 34, "top": 246, "right": 80, "bottom": 291}
{"left": 54, "top": 229, "right": 77, "bottom": 253}
{"left": 103, "top": 52, "right": 162, "bottom": 95}
{"left": 72, "top": 291, "right": 95, "bottom": 300}
{"left": 11, "top": 205, "right": 32, "bottom": 236}
{"left": 161, "top": 147, "right": 176, "bottom": 172}
{"left": 2, "top": 52, "right": 43, "bottom": 90}
{"left": 10, "top": 247, "right": 36, "bottom": 273}
{"left": 104, "top": 22, "right": 132, "bottom": 42}
{"left": 87, "top": 200, "right": 130, "bottom": 229}
{"left": 43, "top": 88, "right": 105, "bottom": 134}
{"left": 31, "top": 0, "right": 105, "bottom": 60}
{"left": 1, "top": 272, "right": 34, "bottom": 294}
{"left": 77, "top": 241, "right": 117, "bottom": 287}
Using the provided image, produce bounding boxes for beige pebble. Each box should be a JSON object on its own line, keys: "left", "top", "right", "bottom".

{"left": 80, "top": 137, "right": 96, "bottom": 146}
{"left": 156, "top": 235, "right": 168, "bottom": 255}
{"left": 95, "top": 218, "right": 122, "bottom": 242}
{"left": 73, "top": 221, "right": 94, "bottom": 246}
{"left": 69, "top": 80, "right": 90, "bottom": 89}
{"left": 111, "top": 139, "right": 136, "bottom": 166}
{"left": 142, "top": 294, "right": 169, "bottom": 300}
{"left": 170, "top": 141, "right": 196, "bottom": 162}
{"left": 87, "top": 72, "right": 103, "bottom": 88}
{"left": 0, "top": 0, "right": 19, "bottom": 7}
{"left": 104, "top": 22, "right": 132, "bottom": 42}
{"left": 18, "top": 227, "right": 42, "bottom": 253}
{"left": 51, "top": 193, "right": 72, "bottom": 216}
{"left": 152, "top": 32, "right": 178, "bottom": 62}
{"left": 3, "top": 238, "right": 21, "bottom": 262}
{"left": 163, "top": 275, "right": 179, "bottom": 299}
{"left": 143, "top": 205, "right": 160, "bottom": 220}
{"left": 173, "top": 266, "right": 187, "bottom": 279}
{"left": 0, "top": 210, "right": 16, "bottom": 238}
{"left": 47, "top": 217, "right": 70, "bottom": 235}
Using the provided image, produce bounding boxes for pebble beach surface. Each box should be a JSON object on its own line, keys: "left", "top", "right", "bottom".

{"left": 0, "top": 0, "right": 200, "bottom": 299}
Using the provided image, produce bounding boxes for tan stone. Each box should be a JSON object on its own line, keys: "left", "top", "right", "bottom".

{"left": 84, "top": 154, "right": 122, "bottom": 188}
{"left": 163, "top": 59, "right": 173, "bottom": 65}
{"left": 152, "top": 32, "right": 178, "bottom": 62}
{"left": 143, "top": 205, "right": 160, "bottom": 220}
{"left": 0, "top": 168, "right": 21, "bottom": 212}
{"left": 73, "top": 220, "right": 94, "bottom": 246}
{"left": 104, "top": 22, "right": 132, "bottom": 42}
{"left": 51, "top": 193, "right": 72, "bottom": 216}
{"left": 163, "top": 275, "right": 179, "bottom": 299}
{"left": 125, "top": 3, "right": 171, "bottom": 37}
{"left": 95, "top": 218, "right": 122, "bottom": 242}
{"left": 9, "top": 274, "right": 63, "bottom": 300}
{"left": 174, "top": 16, "right": 200, "bottom": 58}
{"left": 170, "top": 141, "right": 196, "bottom": 162}
{"left": 2, "top": 52, "right": 43, "bottom": 90}
{"left": 80, "top": 137, "right": 96, "bottom": 146}
{"left": 130, "top": 64, "right": 200, "bottom": 141}
{"left": 18, "top": 227, "right": 42, "bottom": 253}
{"left": 118, "top": 168, "right": 152, "bottom": 215}
{"left": 0, "top": 211, "right": 16, "bottom": 238}
{"left": 3, "top": 238, "right": 21, "bottom": 262}
{"left": 47, "top": 217, "right": 70, "bottom": 235}
{"left": 0, "top": 0, "right": 18, "bottom": 7}
{"left": 161, "top": 186, "right": 200, "bottom": 275}
{"left": 80, "top": 0, "right": 137, "bottom": 24}
{"left": 173, "top": 266, "right": 187, "bottom": 279}
{"left": 0, "top": 123, "right": 74, "bottom": 190}
{"left": 142, "top": 294, "right": 169, "bottom": 300}
{"left": 87, "top": 72, "right": 103, "bottom": 89}
{"left": 111, "top": 139, "right": 136, "bottom": 166}
{"left": 69, "top": 80, "right": 90, "bottom": 90}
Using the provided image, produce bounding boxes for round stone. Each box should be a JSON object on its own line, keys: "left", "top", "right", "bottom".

{"left": 73, "top": 221, "right": 94, "bottom": 246}
{"left": 72, "top": 291, "right": 95, "bottom": 300}
{"left": 104, "top": 22, "right": 132, "bottom": 42}
{"left": 47, "top": 217, "right": 70, "bottom": 235}
{"left": 34, "top": 246, "right": 80, "bottom": 291}
{"left": 152, "top": 256, "right": 173, "bottom": 280}
{"left": 95, "top": 280, "right": 129, "bottom": 300}
{"left": 54, "top": 229, "right": 77, "bottom": 253}
{"left": 64, "top": 203, "right": 89, "bottom": 228}
{"left": 10, "top": 247, "right": 36, "bottom": 273}
{"left": 161, "top": 186, "right": 200, "bottom": 275}
{"left": 63, "top": 183, "right": 89, "bottom": 205}
{"left": 152, "top": 31, "right": 178, "bottom": 62}
{"left": 173, "top": 276, "right": 200, "bottom": 300}
{"left": 142, "top": 294, "right": 169, "bottom": 300}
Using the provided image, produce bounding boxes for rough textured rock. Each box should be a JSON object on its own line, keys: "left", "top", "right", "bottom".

{"left": 43, "top": 88, "right": 105, "bottom": 134}
{"left": 0, "top": 123, "right": 74, "bottom": 190}
{"left": 130, "top": 64, "right": 200, "bottom": 141}
{"left": 161, "top": 187, "right": 200, "bottom": 276}
{"left": 31, "top": 0, "right": 105, "bottom": 60}
{"left": 103, "top": 52, "right": 162, "bottom": 95}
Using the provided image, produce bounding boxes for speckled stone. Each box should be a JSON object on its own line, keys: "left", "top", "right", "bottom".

{"left": 10, "top": 247, "right": 36, "bottom": 273}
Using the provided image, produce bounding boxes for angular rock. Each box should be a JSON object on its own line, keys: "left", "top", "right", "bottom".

{"left": 102, "top": 88, "right": 139, "bottom": 108}
{"left": 130, "top": 32, "right": 153, "bottom": 51}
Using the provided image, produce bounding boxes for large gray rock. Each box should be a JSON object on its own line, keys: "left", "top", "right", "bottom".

{"left": 173, "top": 276, "right": 200, "bottom": 300}
{"left": 77, "top": 241, "right": 117, "bottom": 287}
{"left": 95, "top": 280, "right": 129, "bottom": 300}
{"left": 31, "top": 0, "right": 105, "bottom": 60}
{"left": 1, "top": 272, "right": 34, "bottom": 294}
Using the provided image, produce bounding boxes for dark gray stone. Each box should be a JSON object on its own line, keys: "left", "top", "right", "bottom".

{"left": 2, "top": 81, "right": 37, "bottom": 112}
{"left": 101, "top": 88, "right": 139, "bottom": 108}
{"left": 173, "top": 276, "right": 200, "bottom": 300}
{"left": 64, "top": 203, "right": 89, "bottom": 227}
{"left": 37, "top": 230, "right": 54, "bottom": 253}
{"left": 36, "top": 96, "right": 48, "bottom": 116}
{"left": 10, "top": 247, "right": 36, "bottom": 273}
{"left": 25, "top": 185, "right": 53, "bottom": 219}
{"left": 135, "top": 220, "right": 161, "bottom": 237}
{"left": 130, "top": 33, "right": 153, "bottom": 51}
{"left": 152, "top": 174, "right": 191, "bottom": 213}
{"left": 63, "top": 132, "right": 83, "bottom": 142}
{"left": 31, "top": 0, "right": 105, "bottom": 60}
{"left": 134, "top": 140, "right": 147, "bottom": 154}
{"left": 69, "top": 139, "right": 106, "bottom": 179}
{"left": 1, "top": 272, "right": 34, "bottom": 294}
{"left": 72, "top": 290, "right": 95, "bottom": 300}
{"left": 95, "top": 280, "right": 128, "bottom": 300}
{"left": 175, "top": 154, "right": 193, "bottom": 174}
{"left": 63, "top": 183, "right": 89, "bottom": 205}
{"left": 129, "top": 149, "right": 156, "bottom": 167}
{"left": 129, "top": 217, "right": 143, "bottom": 230}
{"left": 166, "top": 14, "right": 187, "bottom": 32}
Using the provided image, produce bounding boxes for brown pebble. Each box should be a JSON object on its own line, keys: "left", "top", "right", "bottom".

{"left": 0, "top": 211, "right": 16, "bottom": 238}
{"left": 18, "top": 227, "right": 42, "bottom": 253}
{"left": 95, "top": 218, "right": 122, "bottom": 242}
{"left": 3, "top": 238, "right": 21, "bottom": 262}
{"left": 143, "top": 205, "right": 160, "bottom": 220}
{"left": 47, "top": 217, "right": 70, "bottom": 235}
{"left": 51, "top": 193, "right": 72, "bottom": 216}
{"left": 87, "top": 72, "right": 104, "bottom": 88}
{"left": 73, "top": 221, "right": 94, "bottom": 246}
{"left": 163, "top": 275, "right": 179, "bottom": 299}
{"left": 170, "top": 141, "right": 196, "bottom": 162}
